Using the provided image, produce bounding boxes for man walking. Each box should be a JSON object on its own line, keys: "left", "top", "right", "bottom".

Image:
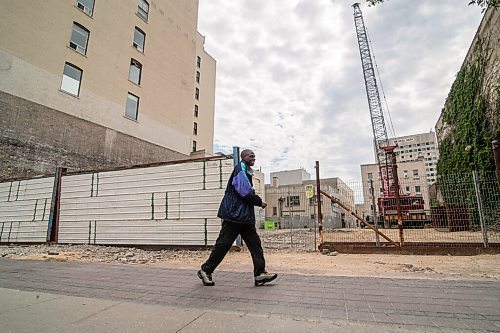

{"left": 198, "top": 149, "right": 277, "bottom": 286}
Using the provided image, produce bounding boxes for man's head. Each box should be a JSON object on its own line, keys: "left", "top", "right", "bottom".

{"left": 241, "top": 149, "right": 256, "bottom": 166}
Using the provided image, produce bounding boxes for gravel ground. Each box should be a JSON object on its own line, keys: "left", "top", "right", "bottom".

{"left": 0, "top": 244, "right": 212, "bottom": 264}
{"left": 2, "top": 244, "right": 500, "bottom": 280}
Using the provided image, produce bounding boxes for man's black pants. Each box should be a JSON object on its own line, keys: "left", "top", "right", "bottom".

{"left": 202, "top": 220, "right": 266, "bottom": 277}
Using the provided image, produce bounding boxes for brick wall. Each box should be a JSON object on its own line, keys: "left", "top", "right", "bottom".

{"left": 0, "top": 91, "right": 187, "bottom": 180}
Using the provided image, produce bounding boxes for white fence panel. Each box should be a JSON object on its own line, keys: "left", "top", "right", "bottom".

{"left": 58, "top": 158, "right": 233, "bottom": 245}
{"left": 0, "top": 177, "right": 54, "bottom": 243}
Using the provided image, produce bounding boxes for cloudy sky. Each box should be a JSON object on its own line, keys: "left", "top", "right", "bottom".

{"left": 198, "top": 0, "right": 484, "bottom": 183}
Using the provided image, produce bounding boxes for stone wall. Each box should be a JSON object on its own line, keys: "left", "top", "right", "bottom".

{"left": 0, "top": 91, "right": 187, "bottom": 180}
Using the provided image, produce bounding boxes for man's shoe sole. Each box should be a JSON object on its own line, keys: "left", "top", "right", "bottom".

{"left": 254, "top": 274, "right": 277, "bottom": 286}
{"left": 197, "top": 270, "right": 215, "bottom": 286}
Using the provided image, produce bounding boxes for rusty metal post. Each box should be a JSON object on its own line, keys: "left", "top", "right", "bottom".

{"left": 390, "top": 152, "right": 404, "bottom": 246}
{"left": 315, "top": 161, "right": 323, "bottom": 247}
{"left": 493, "top": 140, "right": 500, "bottom": 187}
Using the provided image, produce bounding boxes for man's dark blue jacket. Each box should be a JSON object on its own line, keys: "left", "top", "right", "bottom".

{"left": 217, "top": 161, "right": 263, "bottom": 224}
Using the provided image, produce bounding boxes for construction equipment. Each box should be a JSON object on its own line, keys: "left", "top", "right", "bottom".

{"left": 352, "top": 3, "right": 426, "bottom": 239}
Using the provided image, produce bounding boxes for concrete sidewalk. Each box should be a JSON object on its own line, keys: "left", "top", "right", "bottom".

{"left": 0, "top": 258, "right": 499, "bottom": 332}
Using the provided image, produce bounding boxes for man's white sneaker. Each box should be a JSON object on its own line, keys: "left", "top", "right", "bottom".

{"left": 197, "top": 269, "right": 215, "bottom": 286}
{"left": 254, "top": 272, "right": 278, "bottom": 286}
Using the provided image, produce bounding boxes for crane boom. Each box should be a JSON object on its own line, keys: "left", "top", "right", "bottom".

{"left": 352, "top": 2, "right": 396, "bottom": 197}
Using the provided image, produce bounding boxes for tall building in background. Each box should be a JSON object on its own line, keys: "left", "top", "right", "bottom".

{"left": 270, "top": 169, "right": 311, "bottom": 187}
{"left": 0, "top": 0, "right": 216, "bottom": 180}
{"left": 376, "top": 132, "right": 439, "bottom": 184}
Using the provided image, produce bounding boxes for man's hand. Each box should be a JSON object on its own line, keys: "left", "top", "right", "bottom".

{"left": 261, "top": 202, "right": 267, "bottom": 209}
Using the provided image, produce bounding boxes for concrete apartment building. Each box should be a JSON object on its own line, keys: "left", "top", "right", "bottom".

{"left": 265, "top": 169, "right": 356, "bottom": 228}
{"left": 360, "top": 160, "right": 430, "bottom": 221}
{"left": 376, "top": 132, "right": 439, "bottom": 185}
{"left": 0, "top": 0, "right": 215, "bottom": 180}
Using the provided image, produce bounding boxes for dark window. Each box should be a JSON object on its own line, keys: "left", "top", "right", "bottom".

{"left": 286, "top": 196, "right": 300, "bottom": 207}
{"left": 125, "top": 93, "right": 139, "bottom": 120}
{"left": 193, "top": 122, "right": 198, "bottom": 135}
{"left": 133, "top": 27, "right": 146, "bottom": 52}
{"left": 69, "top": 22, "right": 89, "bottom": 55}
{"left": 196, "top": 56, "right": 201, "bottom": 68}
{"left": 192, "top": 140, "right": 197, "bottom": 152}
{"left": 195, "top": 88, "right": 199, "bottom": 100}
{"left": 61, "top": 63, "right": 82, "bottom": 96}
{"left": 415, "top": 186, "right": 421, "bottom": 193}
{"left": 196, "top": 71, "right": 200, "bottom": 83}
{"left": 272, "top": 207, "right": 277, "bottom": 215}
{"left": 194, "top": 105, "right": 199, "bottom": 117}
{"left": 76, "top": 0, "right": 94, "bottom": 16}
{"left": 309, "top": 195, "right": 317, "bottom": 205}
{"left": 129, "top": 59, "right": 142, "bottom": 85}
{"left": 137, "top": 0, "right": 149, "bottom": 21}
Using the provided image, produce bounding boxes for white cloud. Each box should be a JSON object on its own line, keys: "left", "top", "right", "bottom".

{"left": 199, "top": 0, "right": 483, "bottom": 182}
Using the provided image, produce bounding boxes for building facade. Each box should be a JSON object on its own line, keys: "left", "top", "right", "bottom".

{"left": 265, "top": 177, "right": 356, "bottom": 229}
{"left": 0, "top": 0, "right": 216, "bottom": 180}
{"left": 270, "top": 169, "right": 311, "bottom": 186}
{"left": 376, "top": 132, "right": 439, "bottom": 185}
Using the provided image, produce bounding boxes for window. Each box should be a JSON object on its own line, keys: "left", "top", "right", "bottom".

{"left": 69, "top": 22, "right": 89, "bottom": 55}
{"left": 76, "top": 0, "right": 94, "bottom": 16}
{"left": 196, "top": 71, "right": 200, "bottom": 83}
{"left": 415, "top": 186, "right": 421, "bottom": 194}
{"left": 137, "top": 0, "right": 149, "bottom": 21}
{"left": 133, "top": 27, "right": 146, "bottom": 52}
{"left": 195, "top": 88, "right": 199, "bottom": 100}
{"left": 309, "top": 195, "right": 317, "bottom": 205}
{"left": 129, "top": 59, "right": 142, "bottom": 85}
{"left": 196, "top": 56, "right": 201, "bottom": 68}
{"left": 272, "top": 207, "right": 277, "bottom": 216}
{"left": 193, "top": 122, "right": 198, "bottom": 135}
{"left": 192, "top": 140, "right": 197, "bottom": 152}
{"left": 194, "top": 105, "right": 199, "bottom": 117}
{"left": 403, "top": 170, "right": 408, "bottom": 178}
{"left": 125, "top": 93, "right": 139, "bottom": 120}
{"left": 60, "top": 63, "right": 82, "bottom": 96}
{"left": 405, "top": 186, "right": 410, "bottom": 192}
{"left": 413, "top": 169, "right": 419, "bottom": 177}
{"left": 367, "top": 172, "right": 373, "bottom": 180}
{"left": 286, "top": 196, "right": 300, "bottom": 207}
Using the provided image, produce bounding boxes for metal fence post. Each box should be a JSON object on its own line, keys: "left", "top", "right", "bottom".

{"left": 370, "top": 179, "right": 380, "bottom": 246}
{"left": 493, "top": 140, "right": 500, "bottom": 187}
{"left": 472, "top": 171, "right": 489, "bottom": 248}
{"left": 315, "top": 161, "right": 323, "bottom": 247}
{"left": 47, "top": 167, "right": 66, "bottom": 243}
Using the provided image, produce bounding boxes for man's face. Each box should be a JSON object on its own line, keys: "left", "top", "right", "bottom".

{"left": 242, "top": 151, "right": 256, "bottom": 166}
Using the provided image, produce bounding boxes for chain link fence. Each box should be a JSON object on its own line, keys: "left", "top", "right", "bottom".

{"left": 322, "top": 171, "right": 500, "bottom": 247}
{"left": 257, "top": 171, "right": 499, "bottom": 250}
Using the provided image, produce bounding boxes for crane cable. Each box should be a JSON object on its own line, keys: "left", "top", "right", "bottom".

{"left": 366, "top": 27, "right": 398, "bottom": 141}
